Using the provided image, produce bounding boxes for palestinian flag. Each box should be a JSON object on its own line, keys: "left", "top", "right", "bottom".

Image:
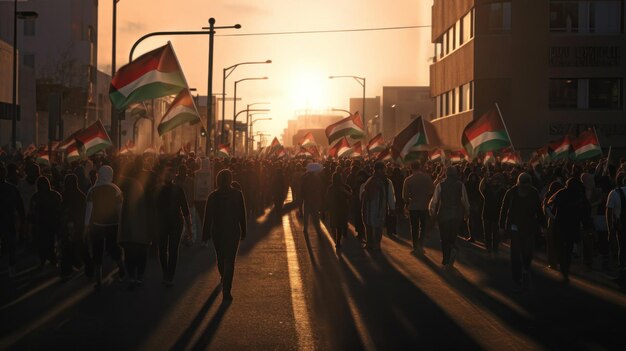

{"left": 483, "top": 151, "right": 495, "bottom": 165}
{"left": 366, "top": 133, "right": 386, "bottom": 154}
{"left": 449, "top": 150, "right": 466, "bottom": 163}
{"left": 351, "top": 141, "right": 363, "bottom": 158}
{"left": 429, "top": 149, "right": 445, "bottom": 162}
{"left": 275, "top": 146, "right": 287, "bottom": 159}
{"left": 157, "top": 90, "right": 201, "bottom": 136}
{"left": 501, "top": 152, "right": 521, "bottom": 165}
{"left": 58, "top": 129, "right": 83, "bottom": 150}
{"left": 462, "top": 107, "right": 512, "bottom": 159}
{"left": 299, "top": 132, "right": 316, "bottom": 148}
{"left": 66, "top": 143, "right": 82, "bottom": 163}
{"left": 376, "top": 148, "right": 393, "bottom": 162}
{"left": 533, "top": 146, "right": 551, "bottom": 163}
{"left": 75, "top": 120, "right": 112, "bottom": 156}
{"left": 325, "top": 111, "right": 364, "bottom": 144}
{"left": 328, "top": 137, "right": 351, "bottom": 158}
{"left": 35, "top": 149, "right": 50, "bottom": 166}
{"left": 391, "top": 116, "right": 429, "bottom": 162}
{"left": 269, "top": 137, "right": 281, "bottom": 154}
{"left": 217, "top": 143, "right": 230, "bottom": 158}
{"left": 110, "top": 42, "right": 188, "bottom": 110}
{"left": 549, "top": 136, "right": 571, "bottom": 160}
{"left": 572, "top": 129, "right": 602, "bottom": 160}
{"left": 296, "top": 146, "right": 312, "bottom": 158}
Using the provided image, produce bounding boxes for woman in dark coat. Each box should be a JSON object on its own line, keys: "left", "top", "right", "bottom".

{"left": 60, "top": 174, "right": 87, "bottom": 279}
{"left": 203, "top": 169, "right": 247, "bottom": 301}
{"left": 326, "top": 172, "right": 352, "bottom": 249}
{"left": 30, "top": 176, "right": 62, "bottom": 268}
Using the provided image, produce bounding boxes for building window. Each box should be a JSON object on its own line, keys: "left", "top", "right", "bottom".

{"left": 23, "top": 19, "right": 35, "bottom": 36}
{"left": 461, "top": 10, "right": 473, "bottom": 44}
{"left": 454, "top": 22, "right": 461, "bottom": 49}
{"left": 550, "top": 78, "right": 622, "bottom": 109}
{"left": 23, "top": 53, "right": 35, "bottom": 68}
{"left": 484, "top": 1, "right": 512, "bottom": 33}
{"left": 461, "top": 82, "right": 474, "bottom": 112}
{"left": 549, "top": 0, "right": 622, "bottom": 33}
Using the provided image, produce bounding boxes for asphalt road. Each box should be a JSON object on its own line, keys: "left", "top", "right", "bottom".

{"left": 2, "top": 196, "right": 626, "bottom": 350}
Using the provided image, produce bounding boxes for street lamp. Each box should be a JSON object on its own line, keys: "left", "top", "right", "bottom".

{"left": 220, "top": 60, "right": 271, "bottom": 144}
{"left": 331, "top": 108, "right": 351, "bottom": 116}
{"left": 11, "top": 2, "right": 38, "bottom": 150}
{"left": 251, "top": 119, "right": 272, "bottom": 152}
{"left": 329, "top": 75, "right": 367, "bottom": 137}
{"left": 246, "top": 102, "right": 270, "bottom": 154}
{"left": 232, "top": 77, "right": 267, "bottom": 151}
{"left": 232, "top": 108, "right": 269, "bottom": 156}
{"left": 247, "top": 112, "right": 268, "bottom": 155}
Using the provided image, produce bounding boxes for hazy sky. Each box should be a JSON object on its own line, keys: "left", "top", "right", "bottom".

{"left": 98, "top": 0, "right": 433, "bottom": 139}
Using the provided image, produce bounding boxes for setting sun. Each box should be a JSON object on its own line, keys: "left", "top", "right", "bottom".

{"left": 287, "top": 67, "right": 331, "bottom": 111}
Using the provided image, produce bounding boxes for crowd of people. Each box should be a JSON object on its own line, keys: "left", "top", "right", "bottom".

{"left": 1, "top": 149, "right": 626, "bottom": 299}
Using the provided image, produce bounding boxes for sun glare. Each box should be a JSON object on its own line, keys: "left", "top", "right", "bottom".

{"left": 288, "top": 69, "right": 330, "bottom": 111}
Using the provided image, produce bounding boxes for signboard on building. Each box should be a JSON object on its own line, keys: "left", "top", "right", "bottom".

{"left": 549, "top": 46, "right": 621, "bottom": 67}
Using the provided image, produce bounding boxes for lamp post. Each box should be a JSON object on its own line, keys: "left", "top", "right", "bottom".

{"left": 329, "top": 75, "right": 367, "bottom": 137}
{"left": 220, "top": 60, "right": 271, "bottom": 145}
{"left": 110, "top": 0, "right": 121, "bottom": 149}
{"left": 247, "top": 112, "right": 268, "bottom": 155}
{"left": 232, "top": 108, "right": 269, "bottom": 156}
{"left": 245, "top": 102, "right": 270, "bottom": 155}
{"left": 232, "top": 77, "right": 267, "bottom": 153}
{"left": 11, "top": 1, "right": 38, "bottom": 150}
{"left": 331, "top": 108, "right": 351, "bottom": 116}
{"left": 250, "top": 117, "right": 271, "bottom": 152}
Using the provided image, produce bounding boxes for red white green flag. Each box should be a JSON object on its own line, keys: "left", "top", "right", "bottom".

{"left": 501, "top": 151, "right": 522, "bottom": 165}
{"left": 375, "top": 147, "right": 393, "bottom": 162}
{"left": 429, "top": 149, "right": 445, "bottom": 162}
{"left": 462, "top": 107, "right": 512, "bottom": 159}
{"left": 391, "top": 116, "right": 429, "bottom": 162}
{"left": 157, "top": 89, "right": 201, "bottom": 136}
{"left": 328, "top": 137, "right": 351, "bottom": 158}
{"left": 549, "top": 136, "right": 571, "bottom": 160}
{"left": 35, "top": 149, "right": 50, "bottom": 166}
{"left": 75, "top": 120, "right": 112, "bottom": 156}
{"left": 66, "top": 143, "right": 82, "bottom": 162}
{"left": 325, "top": 112, "right": 364, "bottom": 144}
{"left": 366, "top": 133, "right": 386, "bottom": 154}
{"left": 351, "top": 141, "right": 363, "bottom": 158}
{"left": 533, "top": 146, "right": 551, "bottom": 163}
{"left": 217, "top": 143, "right": 230, "bottom": 158}
{"left": 483, "top": 151, "right": 495, "bottom": 165}
{"left": 110, "top": 42, "right": 188, "bottom": 110}
{"left": 275, "top": 146, "right": 287, "bottom": 159}
{"left": 449, "top": 150, "right": 468, "bottom": 163}
{"left": 296, "top": 146, "right": 312, "bottom": 158}
{"left": 299, "top": 132, "right": 317, "bottom": 148}
{"left": 572, "top": 129, "right": 602, "bottom": 160}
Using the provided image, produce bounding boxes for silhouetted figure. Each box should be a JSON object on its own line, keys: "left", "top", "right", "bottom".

{"left": 300, "top": 163, "right": 324, "bottom": 234}
{"left": 465, "top": 172, "right": 482, "bottom": 242}
{"left": 480, "top": 173, "right": 506, "bottom": 253}
{"left": 156, "top": 168, "right": 192, "bottom": 287}
{"left": 606, "top": 176, "right": 626, "bottom": 287}
{"left": 326, "top": 171, "right": 352, "bottom": 249}
{"left": 203, "top": 169, "right": 247, "bottom": 301}
{"left": 403, "top": 161, "right": 434, "bottom": 253}
{"left": 543, "top": 181, "right": 564, "bottom": 270}
{"left": 60, "top": 174, "right": 87, "bottom": 279}
{"left": 85, "top": 165, "right": 125, "bottom": 288}
{"left": 500, "top": 173, "right": 543, "bottom": 290}
{"left": 361, "top": 161, "right": 396, "bottom": 252}
{"left": 0, "top": 163, "right": 26, "bottom": 276}
{"left": 31, "top": 176, "right": 62, "bottom": 268}
{"left": 429, "top": 167, "right": 469, "bottom": 268}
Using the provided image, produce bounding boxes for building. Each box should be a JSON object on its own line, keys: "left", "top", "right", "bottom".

{"left": 349, "top": 96, "right": 381, "bottom": 137}
{"left": 380, "top": 87, "right": 434, "bottom": 140}
{"left": 282, "top": 110, "right": 344, "bottom": 147}
{"left": 430, "top": 0, "right": 626, "bottom": 150}
{"left": 0, "top": 0, "right": 99, "bottom": 146}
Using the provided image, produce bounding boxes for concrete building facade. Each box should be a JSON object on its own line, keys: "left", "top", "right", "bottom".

{"left": 430, "top": 0, "right": 626, "bottom": 150}
{"left": 381, "top": 87, "right": 434, "bottom": 141}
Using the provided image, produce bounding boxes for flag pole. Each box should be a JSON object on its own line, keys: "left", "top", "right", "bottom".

{"left": 592, "top": 126, "right": 603, "bottom": 156}
{"left": 495, "top": 103, "right": 514, "bottom": 152}
{"left": 420, "top": 115, "right": 429, "bottom": 145}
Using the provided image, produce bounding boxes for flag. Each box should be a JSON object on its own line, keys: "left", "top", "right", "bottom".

{"left": 58, "top": 129, "right": 83, "bottom": 150}
{"left": 328, "top": 137, "right": 351, "bottom": 158}
{"left": 351, "top": 141, "right": 363, "bottom": 158}
{"left": 483, "top": 151, "right": 495, "bottom": 165}
{"left": 23, "top": 144, "right": 36, "bottom": 156}
{"left": 391, "top": 116, "right": 429, "bottom": 162}
{"left": 299, "top": 132, "right": 316, "bottom": 148}
{"left": 549, "top": 136, "right": 571, "bottom": 160}
{"left": 366, "top": 133, "right": 386, "bottom": 154}
{"left": 501, "top": 151, "right": 521, "bottom": 165}
{"left": 75, "top": 120, "right": 112, "bottom": 156}
{"left": 275, "top": 146, "right": 287, "bottom": 159}
{"left": 296, "top": 146, "right": 312, "bottom": 158}
{"left": 66, "top": 143, "right": 82, "bottom": 162}
{"left": 109, "top": 42, "right": 188, "bottom": 110}
{"left": 217, "top": 143, "right": 230, "bottom": 158}
{"left": 325, "top": 112, "right": 365, "bottom": 144}
{"left": 127, "top": 102, "right": 148, "bottom": 120}
{"left": 533, "top": 146, "right": 551, "bottom": 163}
{"left": 572, "top": 129, "right": 602, "bottom": 161}
{"left": 157, "top": 89, "right": 201, "bottom": 136}
{"left": 35, "top": 149, "right": 50, "bottom": 166}
{"left": 376, "top": 147, "right": 393, "bottom": 162}
{"left": 461, "top": 107, "right": 512, "bottom": 159}
{"left": 429, "top": 149, "right": 445, "bottom": 162}
{"left": 449, "top": 150, "right": 467, "bottom": 163}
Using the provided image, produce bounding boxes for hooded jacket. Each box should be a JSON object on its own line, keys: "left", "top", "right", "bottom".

{"left": 85, "top": 166, "right": 123, "bottom": 227}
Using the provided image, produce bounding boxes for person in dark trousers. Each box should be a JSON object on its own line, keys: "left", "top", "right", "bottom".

{"left": 156, "top": 168, "right": 192, "bottom": 287}
{"left": 386, "top": 167, "right": 405, "bottom": 236}
{"left": 465, "top": 172, "right": 482, "bottom": 242}
{"left": 326, "top": 171, "right": 352, "bottom": 250}
{"left": 543, "top": 181, "right": 564, "bottom": 270}
{"left": 300, "top": 163, "right": 324, "bottom": 235}
{"left": 361, "top": 162, "right": 396, "bottom": 252}
{"left": 203, "top": 169, "right": 247, "bottom": 302}
{"left": 606, "top": 176, "right": 626, "bottom": 288}
{"left": 85, "top": 165, "right": 125, "bottom": 288}
{"left": 548, "top": 177, "right": 592, "bottom": 283}
{"left": 402, "top": 161, "right": 434, "bottom": 254}
{"left": 60, "top": 174, "right": 88, "bottom": 280}
{"left": 0, "top": 163, "right": 26, "bottom": 277}
{"left": 480, "top": 173, "right": 506, "bottom": 254}
{"left": 429, "top": 167, "right": 469, "bottom": 268}
{"left": 499, "top": 173, "right": 544, "bottom": 290}
{"left": 348, "top": 167, "right": 368, "bottom": 242}
{"left": 30, "top": 176, "right": 62, "bottom": 269}
{"left": 118, "top": 161, "right": 150, "bottom": 289}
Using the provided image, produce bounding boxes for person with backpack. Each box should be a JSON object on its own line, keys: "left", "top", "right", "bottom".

{"left": 429, "top": 166, "right": 469, "bottom": 268}
{"left": 325, "top": 171, "right": 352, "bottom": 250}
{"left": 361, "top": 162, "right": 396, "bottom": 252}
{"left": 606, "top": 176, "right": 626, "bottom": 288}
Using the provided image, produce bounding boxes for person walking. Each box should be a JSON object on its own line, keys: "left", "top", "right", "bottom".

{"left": 606, "top": 176, "right": 626, "bottom": 288}
{"left": 402, "top": 161, "right": 434, "bottom": 254}
{"left": 499, "top": 173, "right": 544, "bottom": 290}
{"left": 156, "top": 168, "right": 192, "bottom": 287}
{"left": 203, "top": 169, "right": 247, "bottom": 301}
{"left": 85, "top": 165, "right": 125, "bottom": 288}
{"left": 0, "top": 163, "right": 26, "bottom": 276}
{"left": 59, "top": 174, "right": 88, "bottom": 280}
{"left": 300, "top": 163, "right": 324, "bottom": 235}
{"left": 326, "top": 171, "right": 352, "bottom": 250}
{"left": 429, "top": 167, "right": 469, "bottom": 268}
{"left": 361, "top": 161, "right": 396, "bottom": 252}
{"left": 480, "top": 173, "right": 507, "bottom": 254}
{"left": 543, "top": 181, "right": 564, "bottom": 270}
{"left": 30, "top": 176, "right": 62, "bottom": 269}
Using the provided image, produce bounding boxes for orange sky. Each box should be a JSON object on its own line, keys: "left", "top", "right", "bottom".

{"left": 98, "top": 0, "right": 433, "bottom": 140}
